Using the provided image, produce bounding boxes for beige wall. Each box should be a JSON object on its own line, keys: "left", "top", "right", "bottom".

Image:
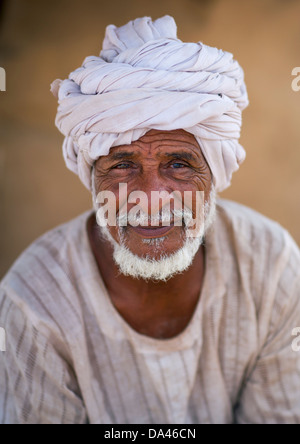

{"left": 0, "top": 0, "right": 299, "bottom": 277}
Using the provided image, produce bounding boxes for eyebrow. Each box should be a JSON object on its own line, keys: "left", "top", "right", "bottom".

{"left": 164, "top": 152, "right": 196, "bottom": 162}
{"left": 107, "top": 150, "right": 196, "bottom": 162}
{"left": 109, "top": 152, "right": 135, "bottom": 161}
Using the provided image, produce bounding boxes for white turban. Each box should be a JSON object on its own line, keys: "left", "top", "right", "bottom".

{"left": 51, "top": 15, "right": 249, "bottom": 192}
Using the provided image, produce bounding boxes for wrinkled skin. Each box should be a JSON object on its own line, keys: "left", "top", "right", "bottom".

{"left": 87, "top": 129, "right": 213, "bottom": 339}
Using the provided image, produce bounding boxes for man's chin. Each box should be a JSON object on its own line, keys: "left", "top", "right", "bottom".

{"left": 116, "top": 226, "right": 186, "bottom": 261}
{"left": 100, "top": 225, "right": 203, "bottom": 281}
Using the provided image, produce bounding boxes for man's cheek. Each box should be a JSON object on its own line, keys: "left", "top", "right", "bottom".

{"left": 96, "top": 190, "right": 117, "bottom": 227}
{"left": 96, "top": 177, "right": 120, "bottom": 194}
{"left": 185, "top": 191, "right": 206, "bottom": 238}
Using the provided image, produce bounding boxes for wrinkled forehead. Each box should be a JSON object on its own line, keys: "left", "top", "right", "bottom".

{"left": 104, "top": 129, "right": 202, "bottom": 158}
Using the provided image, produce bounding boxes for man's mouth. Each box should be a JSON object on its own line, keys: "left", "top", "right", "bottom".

{"left": 127, "top": 222, "right": 176, "bottom": 238}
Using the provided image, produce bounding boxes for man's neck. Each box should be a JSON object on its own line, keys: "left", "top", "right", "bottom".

{"left": 87, "top": 213, "right": 206, "bottom": 339}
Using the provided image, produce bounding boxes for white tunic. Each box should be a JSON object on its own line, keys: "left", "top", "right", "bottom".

{"left": 0, "top": 199, "right": 300, "bottom": 424}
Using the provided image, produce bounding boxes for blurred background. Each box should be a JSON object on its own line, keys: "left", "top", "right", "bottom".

{"left": 0, "top": 0, "right": 299, "bottom": 277}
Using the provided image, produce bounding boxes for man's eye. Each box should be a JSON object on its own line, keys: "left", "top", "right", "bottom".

{"left": 171, "top": 162, "right": 187, "bottom": 169}
{"left": 112, "top": 163, "right": 131, "bottom": 169}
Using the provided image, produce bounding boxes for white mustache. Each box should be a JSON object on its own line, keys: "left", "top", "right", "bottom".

{"left": 116, "top": 208, "right": 194, "bottom": 227}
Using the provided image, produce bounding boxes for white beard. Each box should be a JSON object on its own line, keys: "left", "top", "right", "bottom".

{"left": 92, "top": 175, "right": 217, "bottom": 282}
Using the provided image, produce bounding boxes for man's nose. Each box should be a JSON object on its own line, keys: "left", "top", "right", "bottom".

{"left": 132, "top": 169, "right": 175, "bottom": 215}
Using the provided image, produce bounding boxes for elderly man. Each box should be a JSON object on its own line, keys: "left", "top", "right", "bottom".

{"left": 0, "top": 16, "right": 300, "bottom": 425}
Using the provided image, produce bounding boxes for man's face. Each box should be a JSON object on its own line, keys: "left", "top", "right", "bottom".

{"left": 93, "top": 129, "right": 213, "bottom": 263}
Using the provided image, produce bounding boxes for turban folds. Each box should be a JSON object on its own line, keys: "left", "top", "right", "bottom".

{"left": 51, "top": 15, "right": 249, "bottom": 192}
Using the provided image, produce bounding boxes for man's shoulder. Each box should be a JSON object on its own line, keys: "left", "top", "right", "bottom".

{"left": 211, "top": 199, "right": 300, "bottom": 325}
{"left": 1, "top": 210, "right": 93, "bottom": 292}
{"left": 216, "top": 198, "right": 293, "bottom": 239}
{"left": 214, "top": 198, "right": 299, "bottom": 261}
{"left": 217, "top": 198, "right": 284, "bottom": 231}
{"left": 0, "top": 210, "right": 95, "bottom": 360}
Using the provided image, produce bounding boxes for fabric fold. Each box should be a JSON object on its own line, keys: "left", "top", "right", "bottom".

{"left": 51, "top": 15, "right": 249, "bottom": 191}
